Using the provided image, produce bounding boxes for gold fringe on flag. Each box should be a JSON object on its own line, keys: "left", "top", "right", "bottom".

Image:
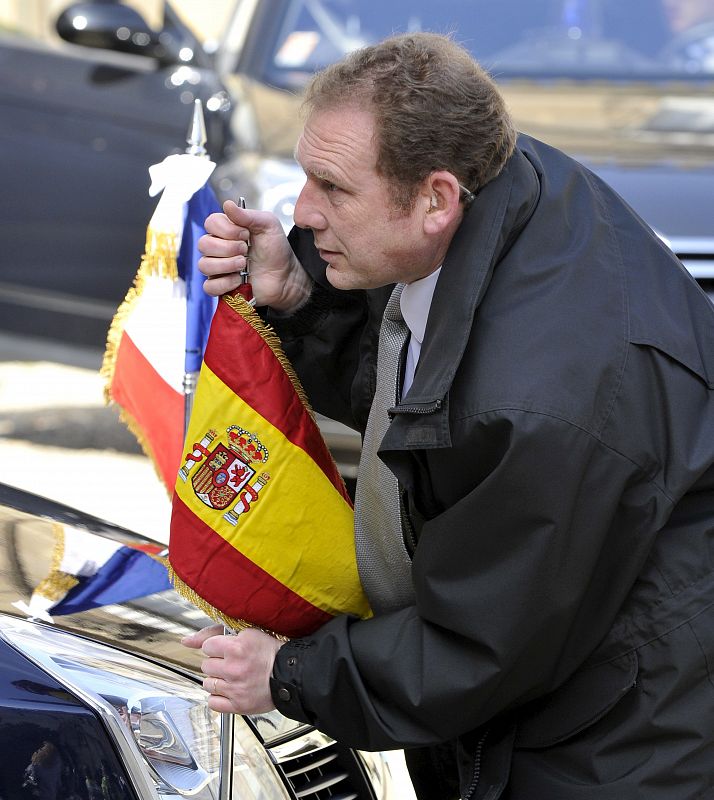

{"left": 32, "top": 523, "right": 80, "bottom": 604}
{"left": 222, "top": 292, "right": 313, "bottom": 416}
{"left": 166, "top": 563, "right": 288, "bottom": 640}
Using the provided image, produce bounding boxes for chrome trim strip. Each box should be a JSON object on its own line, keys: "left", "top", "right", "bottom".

{"left": 663, "top": 237, "right": 714, "bottom": 279}
{"left": 0, "top": 281, "right": 115, "bottom": 319}
{"left": 268, "top": 728, "right": 337, "bottom": 763}
{"left": 667, "top": 237, "right": 714, "bottom": 255}
{"left": 681, "top": 260, "right": 714, "bottom": 279}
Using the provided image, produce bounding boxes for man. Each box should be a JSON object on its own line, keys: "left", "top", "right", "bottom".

{"left": 184, "top": 33, "right": 714, "bottom": 799}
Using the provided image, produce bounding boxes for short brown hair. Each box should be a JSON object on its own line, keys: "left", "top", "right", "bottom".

{"left": 302, "top": 32, "right": 517, "bottom": 209}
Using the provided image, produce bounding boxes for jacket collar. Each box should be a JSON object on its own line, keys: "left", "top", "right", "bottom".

{"left": 383, "top": 146, "right": 540, "bottom": 451}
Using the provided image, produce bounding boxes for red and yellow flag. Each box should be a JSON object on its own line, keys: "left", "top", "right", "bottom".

{"left": 168, "top": 291, "right": 371, "bottom": 638}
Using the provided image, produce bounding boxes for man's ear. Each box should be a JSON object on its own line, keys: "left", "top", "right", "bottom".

{"left": 422, "top": 171, "right": 463, "bottom": 233}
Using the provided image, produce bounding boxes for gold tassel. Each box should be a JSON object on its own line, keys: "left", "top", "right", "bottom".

{"left": 166, "top": 562, "right": 288, "bottom": 641}
{"left": 33, "top": 523, "right": 80, "bottom": 603}
{"left": 222, "top": 293, "right": 313, "bottom": 415}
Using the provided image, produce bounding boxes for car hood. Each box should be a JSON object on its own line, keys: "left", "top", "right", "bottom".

{"left": 0, "top": 485, "right": 359, "bottom": 755}
{"left": 0, "top": 483, "right": 211, "bottom": 675}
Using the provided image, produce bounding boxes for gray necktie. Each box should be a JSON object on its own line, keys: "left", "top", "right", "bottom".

{"left": 354, "top": 283, "right": 416, "bottom": 613}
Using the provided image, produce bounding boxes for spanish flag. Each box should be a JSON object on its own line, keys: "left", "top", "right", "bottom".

{"left": 168, "top": 290, "right": 371, "bottom": 638}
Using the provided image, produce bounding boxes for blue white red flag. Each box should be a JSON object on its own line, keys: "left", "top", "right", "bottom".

{"left": 13, "top": 523, "right": 171, "bottom": 621}
{"left": 102, "top": 154, "right": 220, "bottom": 491}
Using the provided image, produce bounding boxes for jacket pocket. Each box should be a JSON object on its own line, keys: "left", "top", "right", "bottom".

{"left": 630, "top": 335, "right": 714, "bottom": 389}
{"left": 515, "top": 651, "right": 638, "bottom": 749}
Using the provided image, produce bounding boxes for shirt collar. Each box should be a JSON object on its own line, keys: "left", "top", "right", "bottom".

{"left": 400, "top": 267, "right": 442, "bottom": 345}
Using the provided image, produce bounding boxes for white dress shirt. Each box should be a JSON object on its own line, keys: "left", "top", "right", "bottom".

{"left": 399, "top": 267, "right": 442, "bottom": 397}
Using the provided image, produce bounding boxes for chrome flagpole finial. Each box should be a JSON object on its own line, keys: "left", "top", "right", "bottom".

{"left": 186, "top": 99, "right": 208, "bottom": 157}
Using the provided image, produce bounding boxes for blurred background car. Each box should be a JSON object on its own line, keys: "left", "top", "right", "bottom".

{"left": 1, "top": 0, "right": 713, "bottom": 352}
{"left": 0, "top": 480, "right": 401, "bottom": 799}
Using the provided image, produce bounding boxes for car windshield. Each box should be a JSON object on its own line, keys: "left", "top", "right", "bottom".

{"left": 254, "top": 0, "right": 714, "bottom": 89}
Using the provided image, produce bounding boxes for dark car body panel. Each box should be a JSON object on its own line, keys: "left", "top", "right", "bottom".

{"left": 0, "top": 641, "right": 136, "bottom": 798}
{"left": 0, "top": 24, "right": 227, "bottom": 346}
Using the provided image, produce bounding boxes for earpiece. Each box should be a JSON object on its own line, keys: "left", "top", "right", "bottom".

{"left": 430, "top": 195, "right": 438, "bottom": 209}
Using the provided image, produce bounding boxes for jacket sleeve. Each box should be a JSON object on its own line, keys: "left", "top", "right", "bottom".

{"left": 270, "top": 408, "right": 671, "bottom": 750}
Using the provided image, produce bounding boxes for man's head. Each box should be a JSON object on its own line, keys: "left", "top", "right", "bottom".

{"left": 293, "top": 33, "right": 516, "bottom": 290}
{"left": 302, "top": 32, "right": 516, "bottom": 211}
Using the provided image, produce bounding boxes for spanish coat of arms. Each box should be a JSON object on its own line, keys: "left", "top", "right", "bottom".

{"left": 178, "top": 425, "right": 270, "bottom": 526}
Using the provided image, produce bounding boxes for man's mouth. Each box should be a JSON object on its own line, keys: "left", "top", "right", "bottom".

{"left": 317, "top": 247, "right": 341, "bottom": 262}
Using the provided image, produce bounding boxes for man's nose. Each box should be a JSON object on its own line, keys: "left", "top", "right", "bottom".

{"left": 293, "top": 181, "right": 326, "bottom": 230}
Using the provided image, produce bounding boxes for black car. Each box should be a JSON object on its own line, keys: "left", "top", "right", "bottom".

{"left": 1, "top": 0, "right": 713, "bottom": 351}
{"left": 0, "top": 481, "right": 399, "bottom": 799}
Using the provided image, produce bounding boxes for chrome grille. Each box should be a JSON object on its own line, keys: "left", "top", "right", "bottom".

{"left": 270, "top": 729, "right": 371, "bottom": 800}
{"left": 669, "top": 236, "right": 714, "bottom": 294}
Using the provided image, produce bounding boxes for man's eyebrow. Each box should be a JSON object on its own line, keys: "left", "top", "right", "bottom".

{"left": 313, "top": 168, "right": 341, "bottom": 184}
{"left": 298, "top": 163, "right": 341, "bottom": 186}
{"left": 292, "top": 145, "right": 343, "bottom": 185}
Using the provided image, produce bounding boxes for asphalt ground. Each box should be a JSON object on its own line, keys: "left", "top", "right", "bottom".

{"left": 0, "top": 332, "right": 173, "bottom": 542}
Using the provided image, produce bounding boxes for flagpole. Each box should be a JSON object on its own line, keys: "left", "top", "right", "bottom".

{"left": 183, "top": 99, "right": 209, "bottom": 436}
{"left": 182, "top": 98, "right": 236, "bottom": 795}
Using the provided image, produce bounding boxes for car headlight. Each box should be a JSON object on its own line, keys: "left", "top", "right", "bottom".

{"left": 0, "top": 616, "right": 289, "bottom": 800}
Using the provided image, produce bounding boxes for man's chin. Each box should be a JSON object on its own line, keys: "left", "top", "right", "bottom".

{"left": 325, "top": 265, "right": 353, "bottom": 290}
{"left": 326, "top": 265, "right": 394, "bottom": 292}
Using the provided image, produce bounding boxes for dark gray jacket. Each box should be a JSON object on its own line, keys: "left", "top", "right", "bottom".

{"left": 268, "top": 135, "right": 714, "bottom": 799}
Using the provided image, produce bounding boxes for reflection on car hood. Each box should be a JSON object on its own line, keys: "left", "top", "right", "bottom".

{"left": 0, "top": 483, "right": 211, "bottom": 675}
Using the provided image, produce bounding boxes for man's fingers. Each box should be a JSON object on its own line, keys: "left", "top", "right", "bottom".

{"left": 198, "top": 252, "right": 246, "bottom": 278}
{"left": 200, "top": 632, "right": 234, "bottom": 658}
{"left": 222, "top": 199, "right": 285, "bottom": 237}
{"left": 201, "top": 274, "right": 242, "bottom": 297}
{"left": 206, "top": 695, "right": 236, "bottom": 714}
{"left": 204, "top": 208, "right": 250, "bottom": 240}
{"left": 198, "top": 232, "right": 248, "bottom": 260}
{"left": 181, "top": 624, "right": 224, "bottom": 649}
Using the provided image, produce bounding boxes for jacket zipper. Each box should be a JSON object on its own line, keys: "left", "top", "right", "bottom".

{"left": 388, "top": 397, "right": 443, "bottom": 553}
{"left": 388, "top": 399, "right": 442, "bottom": 418}
{"left": 463, "top": 730, "right": 489, "bottom": 800}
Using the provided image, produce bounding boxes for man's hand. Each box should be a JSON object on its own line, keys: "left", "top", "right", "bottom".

{"left": 198, "top": 199, "right": 312, "bottom": 312}
{"left": 182, "top": 624, "right": 283, "bottom": 715}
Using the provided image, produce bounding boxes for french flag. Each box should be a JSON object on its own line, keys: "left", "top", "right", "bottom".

{"left": 102, "top": 154, "right": 220, "bottom": 491}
